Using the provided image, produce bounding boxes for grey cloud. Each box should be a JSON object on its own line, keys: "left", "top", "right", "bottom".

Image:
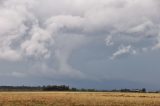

{"left": 0, "top": 0, "right": 160, "bottom": 85}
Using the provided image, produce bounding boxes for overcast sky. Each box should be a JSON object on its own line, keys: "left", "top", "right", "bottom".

{"left": 0, "top": 0, "right": 160, "bottom": 90}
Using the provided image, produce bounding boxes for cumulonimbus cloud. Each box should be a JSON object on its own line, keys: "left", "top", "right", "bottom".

{"left": 0, "top": 0, "right": 160, "bottom": 78}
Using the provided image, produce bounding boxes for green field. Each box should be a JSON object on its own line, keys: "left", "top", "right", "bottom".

{"left": 0, "top": 92, "right": 160, "bottom": 106}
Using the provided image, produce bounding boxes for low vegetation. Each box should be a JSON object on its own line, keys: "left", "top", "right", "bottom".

{"left": 0, "top": 92, "right": 160, "bottom": 106}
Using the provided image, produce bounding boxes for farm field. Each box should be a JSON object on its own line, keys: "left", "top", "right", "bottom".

{"left": 0, "top": 92, "right": 160, "bottom": 106}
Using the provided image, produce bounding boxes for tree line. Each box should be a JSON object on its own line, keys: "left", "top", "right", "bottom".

{"left": 0, "top": 85, "right": 149, "bottom": 93}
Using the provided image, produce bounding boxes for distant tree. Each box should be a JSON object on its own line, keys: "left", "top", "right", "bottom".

{"left": 87, "top": 89, "right": 96, "bottom": 92}
{"left": 71, "top": 88, "right": 77, "bottom": 91}
{"left": 43, "top": 85, "right": 70, "bottom": 91}
{"left": 81, "top": 88, "right": 87, "bottom": 92}
{"left": 120, "top": 88, "right": 130, "bottom": 92}
{"left": 142, "top": 88, "right": 146, "bottom": 93}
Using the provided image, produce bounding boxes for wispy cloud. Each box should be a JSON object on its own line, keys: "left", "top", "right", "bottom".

{"left": 110, "top": 45, "right": 136, "bottom": 60}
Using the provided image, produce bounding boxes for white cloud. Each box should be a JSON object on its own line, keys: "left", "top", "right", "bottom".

{"left": 0, "top": 48, "right": 21, "bottom": 61}
{"left": 152, "top": 33, "right": 160, "bottom": 50}
{"left": 105, "top": 35, "right": 114, "bottom": 46}
{"left": 21, "top": 25, "right": 53, "bottom": 58}
{"left": 0, "top": 0, "right": 160, "bottom": 79}
{"left": 11, "top": 72, "right": 26, "bottom": 78}
{"left": 111, "top": 45, "right": 136, "bottom": 60}
{"left": 0, "top": 0, "right": 160, "bottom": 61}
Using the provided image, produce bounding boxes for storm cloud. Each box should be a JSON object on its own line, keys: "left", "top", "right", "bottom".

{"left": 0, "top": 0, "right": 160, "bottom": 89}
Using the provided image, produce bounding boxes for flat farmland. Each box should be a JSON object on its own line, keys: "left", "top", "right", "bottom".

{"left": 0, "top": 92, "right": 160, "bottom": 106}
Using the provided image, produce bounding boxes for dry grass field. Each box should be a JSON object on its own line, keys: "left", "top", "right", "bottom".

{"left": 0, "top": 92, "right": 160, "bottom": 106}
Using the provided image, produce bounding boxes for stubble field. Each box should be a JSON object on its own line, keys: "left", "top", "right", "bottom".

{"left": 0, "top": 92, "right": 160, "bottom": 106}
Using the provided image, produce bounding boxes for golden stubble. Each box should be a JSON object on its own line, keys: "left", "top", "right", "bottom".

{"left": 0, "top": 92, "right": 159, "bottom": 106}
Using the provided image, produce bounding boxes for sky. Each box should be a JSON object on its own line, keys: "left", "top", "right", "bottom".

{"left": 0, "top": 0, "right": 160, "bottom": 90}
